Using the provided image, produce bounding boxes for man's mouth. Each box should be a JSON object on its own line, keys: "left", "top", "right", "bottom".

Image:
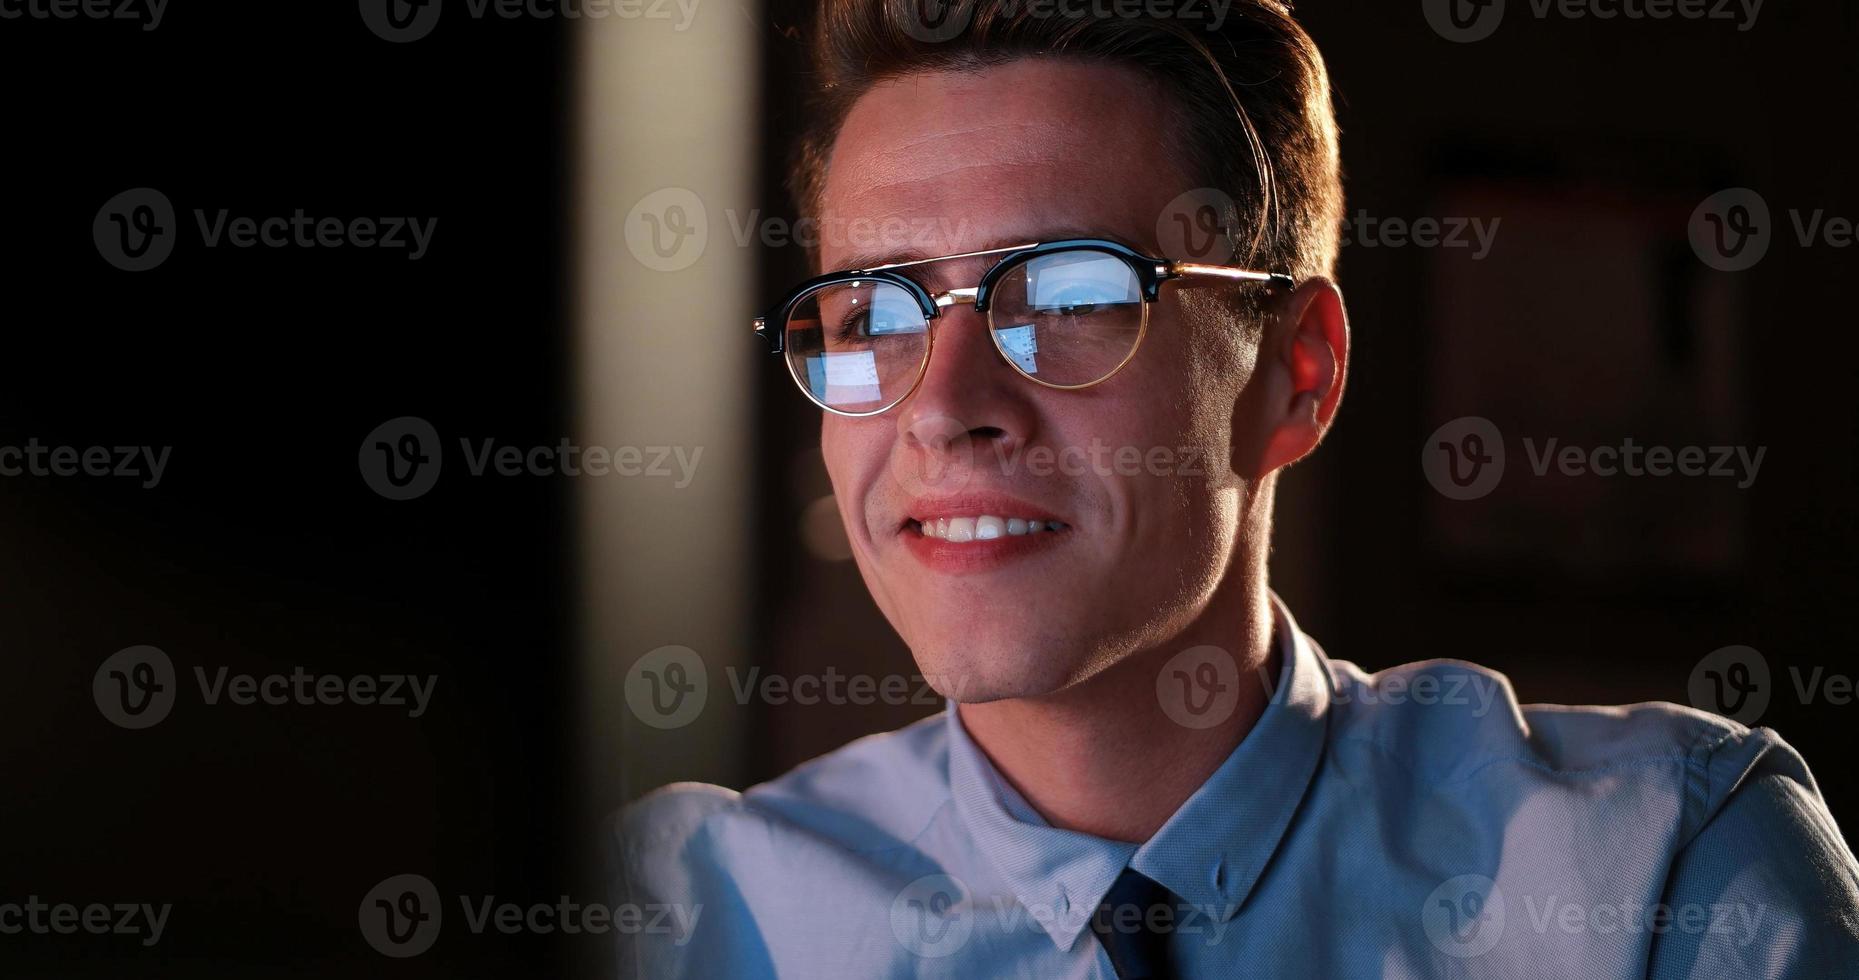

{"left": 909, "top": 515, "right": 1071, "bottom": 543}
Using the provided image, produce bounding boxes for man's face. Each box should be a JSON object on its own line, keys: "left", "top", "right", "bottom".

{"left": 817, "top": 58, "right": 1266, "bottom": 701}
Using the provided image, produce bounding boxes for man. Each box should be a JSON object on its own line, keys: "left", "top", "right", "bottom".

{"left": 613, "top": 1, "right": 1859, "bottom": 976}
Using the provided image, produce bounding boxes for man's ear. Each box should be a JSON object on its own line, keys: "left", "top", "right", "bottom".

{"left": 1250, "top": 277, "right": 1348, "bottom": 476}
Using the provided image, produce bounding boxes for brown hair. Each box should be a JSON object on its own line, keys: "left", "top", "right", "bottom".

{"left": 787, "top": 0, "right": 1343, "bottom": 288}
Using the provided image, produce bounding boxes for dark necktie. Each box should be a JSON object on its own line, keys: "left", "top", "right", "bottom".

{"left": 1090, "top": 868, "right": 1180, "bottom": 979}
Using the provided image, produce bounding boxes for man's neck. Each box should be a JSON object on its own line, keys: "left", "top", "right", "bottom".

{"left": 956, "top": 586, "right": 1278, "bottom": 843}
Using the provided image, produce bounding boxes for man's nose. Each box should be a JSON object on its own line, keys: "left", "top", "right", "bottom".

{"left": 895, "top": 303, "right": 1037, "bottom": 455}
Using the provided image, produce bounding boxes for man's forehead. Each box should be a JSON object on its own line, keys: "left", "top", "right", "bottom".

{"left": 816, "top": 61, "right": 1186, "bottom": 271}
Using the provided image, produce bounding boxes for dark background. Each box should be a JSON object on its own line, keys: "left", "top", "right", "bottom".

{"left": 5, "top": 0, "right": 1857, "bottom": 977}
{"left": 2, "top": 4, "right": 575, "bottom": 977}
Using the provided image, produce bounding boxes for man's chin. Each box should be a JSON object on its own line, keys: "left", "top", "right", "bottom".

{"left": 909, "top": 642, "right": 1100, "bottom": 704}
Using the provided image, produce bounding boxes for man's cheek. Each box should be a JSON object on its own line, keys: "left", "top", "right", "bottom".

{"left": 820, "top": 424, "right": 889, "bottom": 542}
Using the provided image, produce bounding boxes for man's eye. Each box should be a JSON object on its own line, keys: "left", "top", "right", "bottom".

{"left": 834, "top": 303, "right": 919, "bottom": 341}
{"left": 834, "top": 306, "right": 873, "bottom": 341}
{"left": 1034, "top": 287, "right": 1111, "bottom": 317}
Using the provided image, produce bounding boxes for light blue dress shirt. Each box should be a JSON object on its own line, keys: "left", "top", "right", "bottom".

{"left": 611, "top": 597, "right": 1859, "bottom": 978}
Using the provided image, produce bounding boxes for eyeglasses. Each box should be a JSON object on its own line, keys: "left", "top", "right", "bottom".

{"left": 753, "top": 238, "right": 1294, "bottom": 416}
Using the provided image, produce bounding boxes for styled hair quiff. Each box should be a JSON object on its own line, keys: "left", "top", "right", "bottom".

{"left": 787, "top": 0, "right": 1343, "bottom": 287}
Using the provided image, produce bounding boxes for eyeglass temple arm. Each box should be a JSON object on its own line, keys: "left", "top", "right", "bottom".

{"left": 1166, "top": 262, "right": 1296, "bottom": 292}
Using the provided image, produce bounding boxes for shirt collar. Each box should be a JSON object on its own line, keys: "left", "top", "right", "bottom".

{"left": 943, "top": 592, "right": 1333, "bottom": 951}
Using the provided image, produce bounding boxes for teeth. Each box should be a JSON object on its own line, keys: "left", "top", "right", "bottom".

{"left": 915, "top": 515, "right": 1068, "bottom": 541}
